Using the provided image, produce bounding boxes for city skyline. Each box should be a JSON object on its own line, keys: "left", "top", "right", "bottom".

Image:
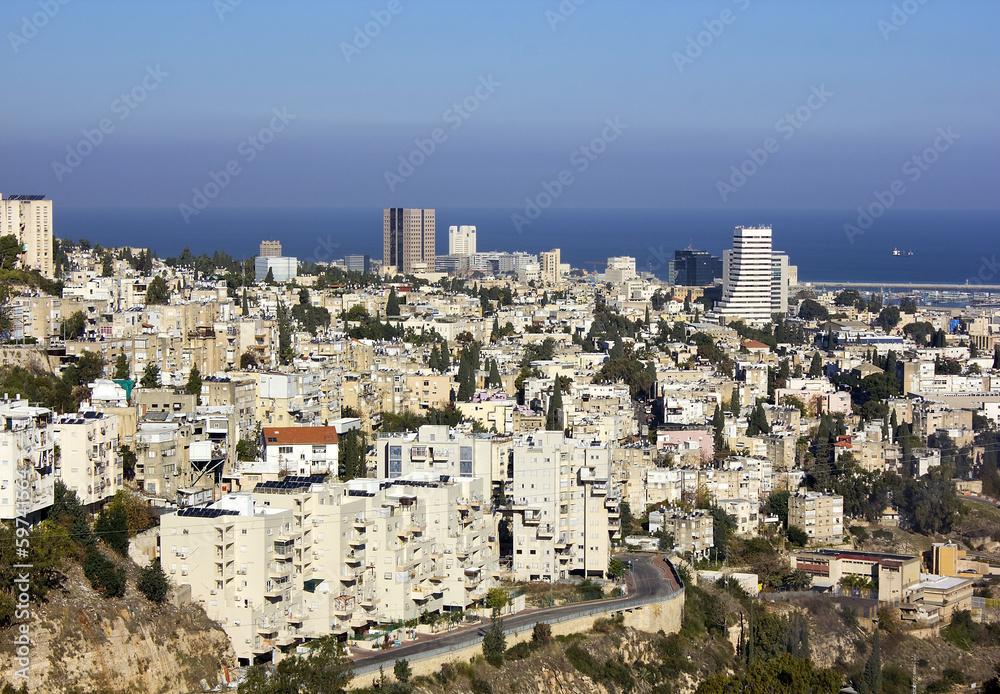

{"left": 1, "top": 1, "right": 997, "bottom": 213}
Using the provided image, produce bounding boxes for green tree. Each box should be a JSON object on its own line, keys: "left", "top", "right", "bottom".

{"left": 62, "top": 310, "right": 87, "bottom": 340}
{"left": 264, "top": 267, "right": 275, "bottom": 285}
{"left": 94, "top": 502, "right": 130, "bottom": 557}
{"left": 858, "top": 629, "right": 883, "bottom": 694}
{"left": 0, "top": 234, "right": 24, "bottom": 270}
{"left": 75, "top": 350, "right": 104, "bottom": 385}
{"left": 121, "top": 444, "right": 137, "bottom": 481}
{"left": 545, "top": 378, "right": 563, "bottom": 431}
{"left": 185, "top": 366, "right": 202, "bottom": 405}
{"left": 238, "top": 635, "right": 353, "bottom": 694}
{"left": 145, "top": 275, "right": 171, "bottom": 305}
{"left": 457, "top": 347, "right": 476, "bottom": 401}
{"left": 385, "top": 287, "right": 401, "bottom": 316}
{"left": 798, "top": 299, "right": 829, "bottom": 321}
{"left": 140, "top": 361, "right": 160, "bottom": 388}
{"left": 137, "top": 559, "right": 171, "bottom": 603}
{"left": 875, "top": 306, "right": 901, "bottom": 331}
{"left": 766, "top": 490, "right": 790, "bottom": 528}
{"left": 393, "top": 659, "right": 411, "bottom": 684}
{"left": 746, "top": 402, "right": 771, "bottom": 437}
{"left": 482, "top": 604, "right": 507, "bottom": 667}
{"left": 113, "top": 353, "right": 130, "bottom": 380}
{"left": 236, "top": 438, "right": 257, "bottom": 462}
{"left": 489, "top": 359, "right": 502, "bottom": 388}
{"left": 808, "top": 352, "right": 823, "bottom": 378}
{"left": 712, "top": 404, "right": 725, "bottom": 453}
{"left": 786, "top": 525, "right": 809, "bottom": 547}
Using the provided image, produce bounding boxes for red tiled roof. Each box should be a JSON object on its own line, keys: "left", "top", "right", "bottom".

{"left": 742, "top": 340, "right": 769, "bottom": 349}
{"left": 264, "top": 427, "right": 339, "bottom": 445}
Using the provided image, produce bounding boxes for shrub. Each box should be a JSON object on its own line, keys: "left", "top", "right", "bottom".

{"left": 532, "top": 621, "right": 552, "bottom": 645}
{"left": 435, "top": 663, "right": 456, "bottom": 684}
{"left": 942, "top": 667, "right": 965, "bottom": 685}
{"left": 83, "top": 547, "right": 126, "bottom": 598}
{"left": 470, "top": 678, "right": 493, "bottom": 694}
{"left": 506, "top": 641, "right": 533, "bottom": 661}
{"left": 137, "top": 559, "right": 170, "bottom": 603}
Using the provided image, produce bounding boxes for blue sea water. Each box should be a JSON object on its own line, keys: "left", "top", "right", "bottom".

{"left": 56, "top": 206, "right": 1000, "bottom": 286}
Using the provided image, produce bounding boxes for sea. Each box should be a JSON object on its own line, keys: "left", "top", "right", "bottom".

{"left": 56, "top": 207, "right": 1000, "bottom": 288}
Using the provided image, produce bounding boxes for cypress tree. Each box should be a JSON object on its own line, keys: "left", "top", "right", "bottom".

{"left": 859, "top": 629, "right": 883, "bottom": 694}
{"left": 440, "top": 339, "right": 450, "bottom": 370}
{"left": 808, "top": 352, "right": 823, "bottom": 378}
{"left": 429, "top": 344, "right": 440, "bottom": 372}
{"left": 385, "top": 287, "right": 400, "bottom": 316}
{"left": 489, "top": 359, "right": 501, "bottom": 389}
{"left": 712, "top": 404, "right": 725, "bottom": 452}
{"left": 546, "top": 378, "right": 563, "bottom": 431}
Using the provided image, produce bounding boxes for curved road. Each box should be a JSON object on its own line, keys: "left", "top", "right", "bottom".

{"left": 351, "top": 554, "right": 680, "bottom": 673}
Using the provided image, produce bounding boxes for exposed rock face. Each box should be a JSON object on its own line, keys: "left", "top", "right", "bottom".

{"left": 0, "top": 570, "right": 234, "bottom": 694}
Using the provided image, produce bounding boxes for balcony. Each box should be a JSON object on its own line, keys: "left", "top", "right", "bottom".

{"left": 537, "top": 524, "right": 555, "bottom": 538}
{"left": 345, "top": 552, "right": 362, "bottom": 565}
{"left": 523, "top": 510, "right": 542, "bottom": 524}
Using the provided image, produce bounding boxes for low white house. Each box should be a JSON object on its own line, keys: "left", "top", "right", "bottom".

{"left": 262, "top": 426, "right": 339, "bottom": 476}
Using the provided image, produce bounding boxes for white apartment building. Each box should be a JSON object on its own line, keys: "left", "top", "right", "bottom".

{"left": 716, "top": 498, "right": 759, "bottom": 538}
{"left": 0, "top": 399, "right": 55, "bottom": 521}
{"left": 162, "top": 472, "right": 497, "bottom": 665}
{"left": 262, "top": 426, "right": 339, "bottom": 476}
{"left": 448, "top": 225, "right": 477, "bottom": 256}
{"left": 51, "top": 412, "right": 123, "bottom": 509}
{"left": 605, "top": 256, "right": 636, "bottom": 283}
{"left": 376, "top": 425, "right": 509, "bottom": 484}
{"left": 716, "top": 226, "right": 774, "bottom": 323}
{"left": 505, "top": 431, "right": 620, "bottom": 581}
{"left": 788, "top": 491, "right": 844, "bottom": 544}
{"left": 771, "top": 252, "right": 792, "bottom": 314}
{"left": 1, "top": 194, "right": 54, "bottom": 277}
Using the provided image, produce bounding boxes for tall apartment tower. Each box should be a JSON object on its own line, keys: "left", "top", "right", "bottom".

{"left": 0, "top": 194, "right": 54, "bottom": 278}
{"left": 716, "top": 226, "right": 773, "bottom": 323}
{"left": 383, "top": 208, "right": 435, "bottom": 273}
{"left": 259, "top": 240, "right": 281, "bottom": 257}
{"left": 448, "top": 225, "right": 477, "bottom": 256}
{"left": 540, "top": 248, "right": 561, "bottom": 284}
{"left": 771, "top": 251, "right": 790, "bottom": 315}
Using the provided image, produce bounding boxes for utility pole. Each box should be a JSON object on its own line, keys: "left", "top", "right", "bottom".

{"left": 911, "top": 654, "right": 917, "bottom": 694}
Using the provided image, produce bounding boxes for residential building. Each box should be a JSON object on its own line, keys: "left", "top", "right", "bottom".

{"left": 658, "top": 508, "right": 715, "bottom": 561}
{"left": 1, "top": 194, "right": 54, "bottom": 277}
{"left": 448, "top": 225, "right": 477, "bottom": 256}
{"left": 771, "top": 252, "right": 791, "bottom": 314}
{"left": 383, "top": 208, "right": 435, "bottom": 273}
{"left": 716, "top": 226, "right": 774, "bottom": 323}
{"left": 0, "top": 399, "right": 55, "bottom": 521}
{"left": 788, "top": 491, "right": 843, "bottom": 544}
{"left": 540, "top": 249, "right": 562, "bottom": 285}
{"left": 51, "top": 412, "right": 123, "bottom": 509}
{"left": 605, "top": 256, "right": 636, "bottom": 283}
{"left": 505, "top": 430, "right": 619, "bottom": 581}
{"left": 262, "top": 427, "right": 339, "bottom": 476}
{"left": 716, "top": 498, "right": 758, "bottom": 537}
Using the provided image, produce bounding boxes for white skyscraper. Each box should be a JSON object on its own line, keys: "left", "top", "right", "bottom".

{"left": 448, "top": 225, "right": 477, "bottom": 256}
{"left": 716, "top": 226, "right": 773, "bottom": 323}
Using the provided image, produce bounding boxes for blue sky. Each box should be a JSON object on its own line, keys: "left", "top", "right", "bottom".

{"left": 1, "top": 0, "right": 997, "bottom": 210}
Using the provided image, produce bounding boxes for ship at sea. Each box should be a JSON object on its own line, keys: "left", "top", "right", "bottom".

{"left": 892, "top": 248, "right": 914, "bottom": 257}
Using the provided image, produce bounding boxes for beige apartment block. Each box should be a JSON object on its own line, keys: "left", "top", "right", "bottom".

{"left": 788, "top": 491, "right": 843, "bottom": 545}
{"left": 1, "top": 194, "right": 53, "bottom": 277}
{"left": 51, "top": 412, "right": 123, "bottom": 509}
{"left": 506, "top": 431, "right": 619, "bottom": 581}
{"left": 162, "top": 472, "right": 496, "bottom": 664}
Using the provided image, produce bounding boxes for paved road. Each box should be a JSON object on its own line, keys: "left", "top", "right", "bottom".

{"left": 351, "top": 554, "right": 679, "bottom": 672}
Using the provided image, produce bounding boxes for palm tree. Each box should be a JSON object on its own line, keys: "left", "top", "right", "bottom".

{"left": 783, "top": 569, "right": 812, "bottom": 592}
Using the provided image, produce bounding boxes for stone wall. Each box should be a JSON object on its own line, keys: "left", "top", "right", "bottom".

{"left": 350, "top": 588, "right": 685, "bottom": 689}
